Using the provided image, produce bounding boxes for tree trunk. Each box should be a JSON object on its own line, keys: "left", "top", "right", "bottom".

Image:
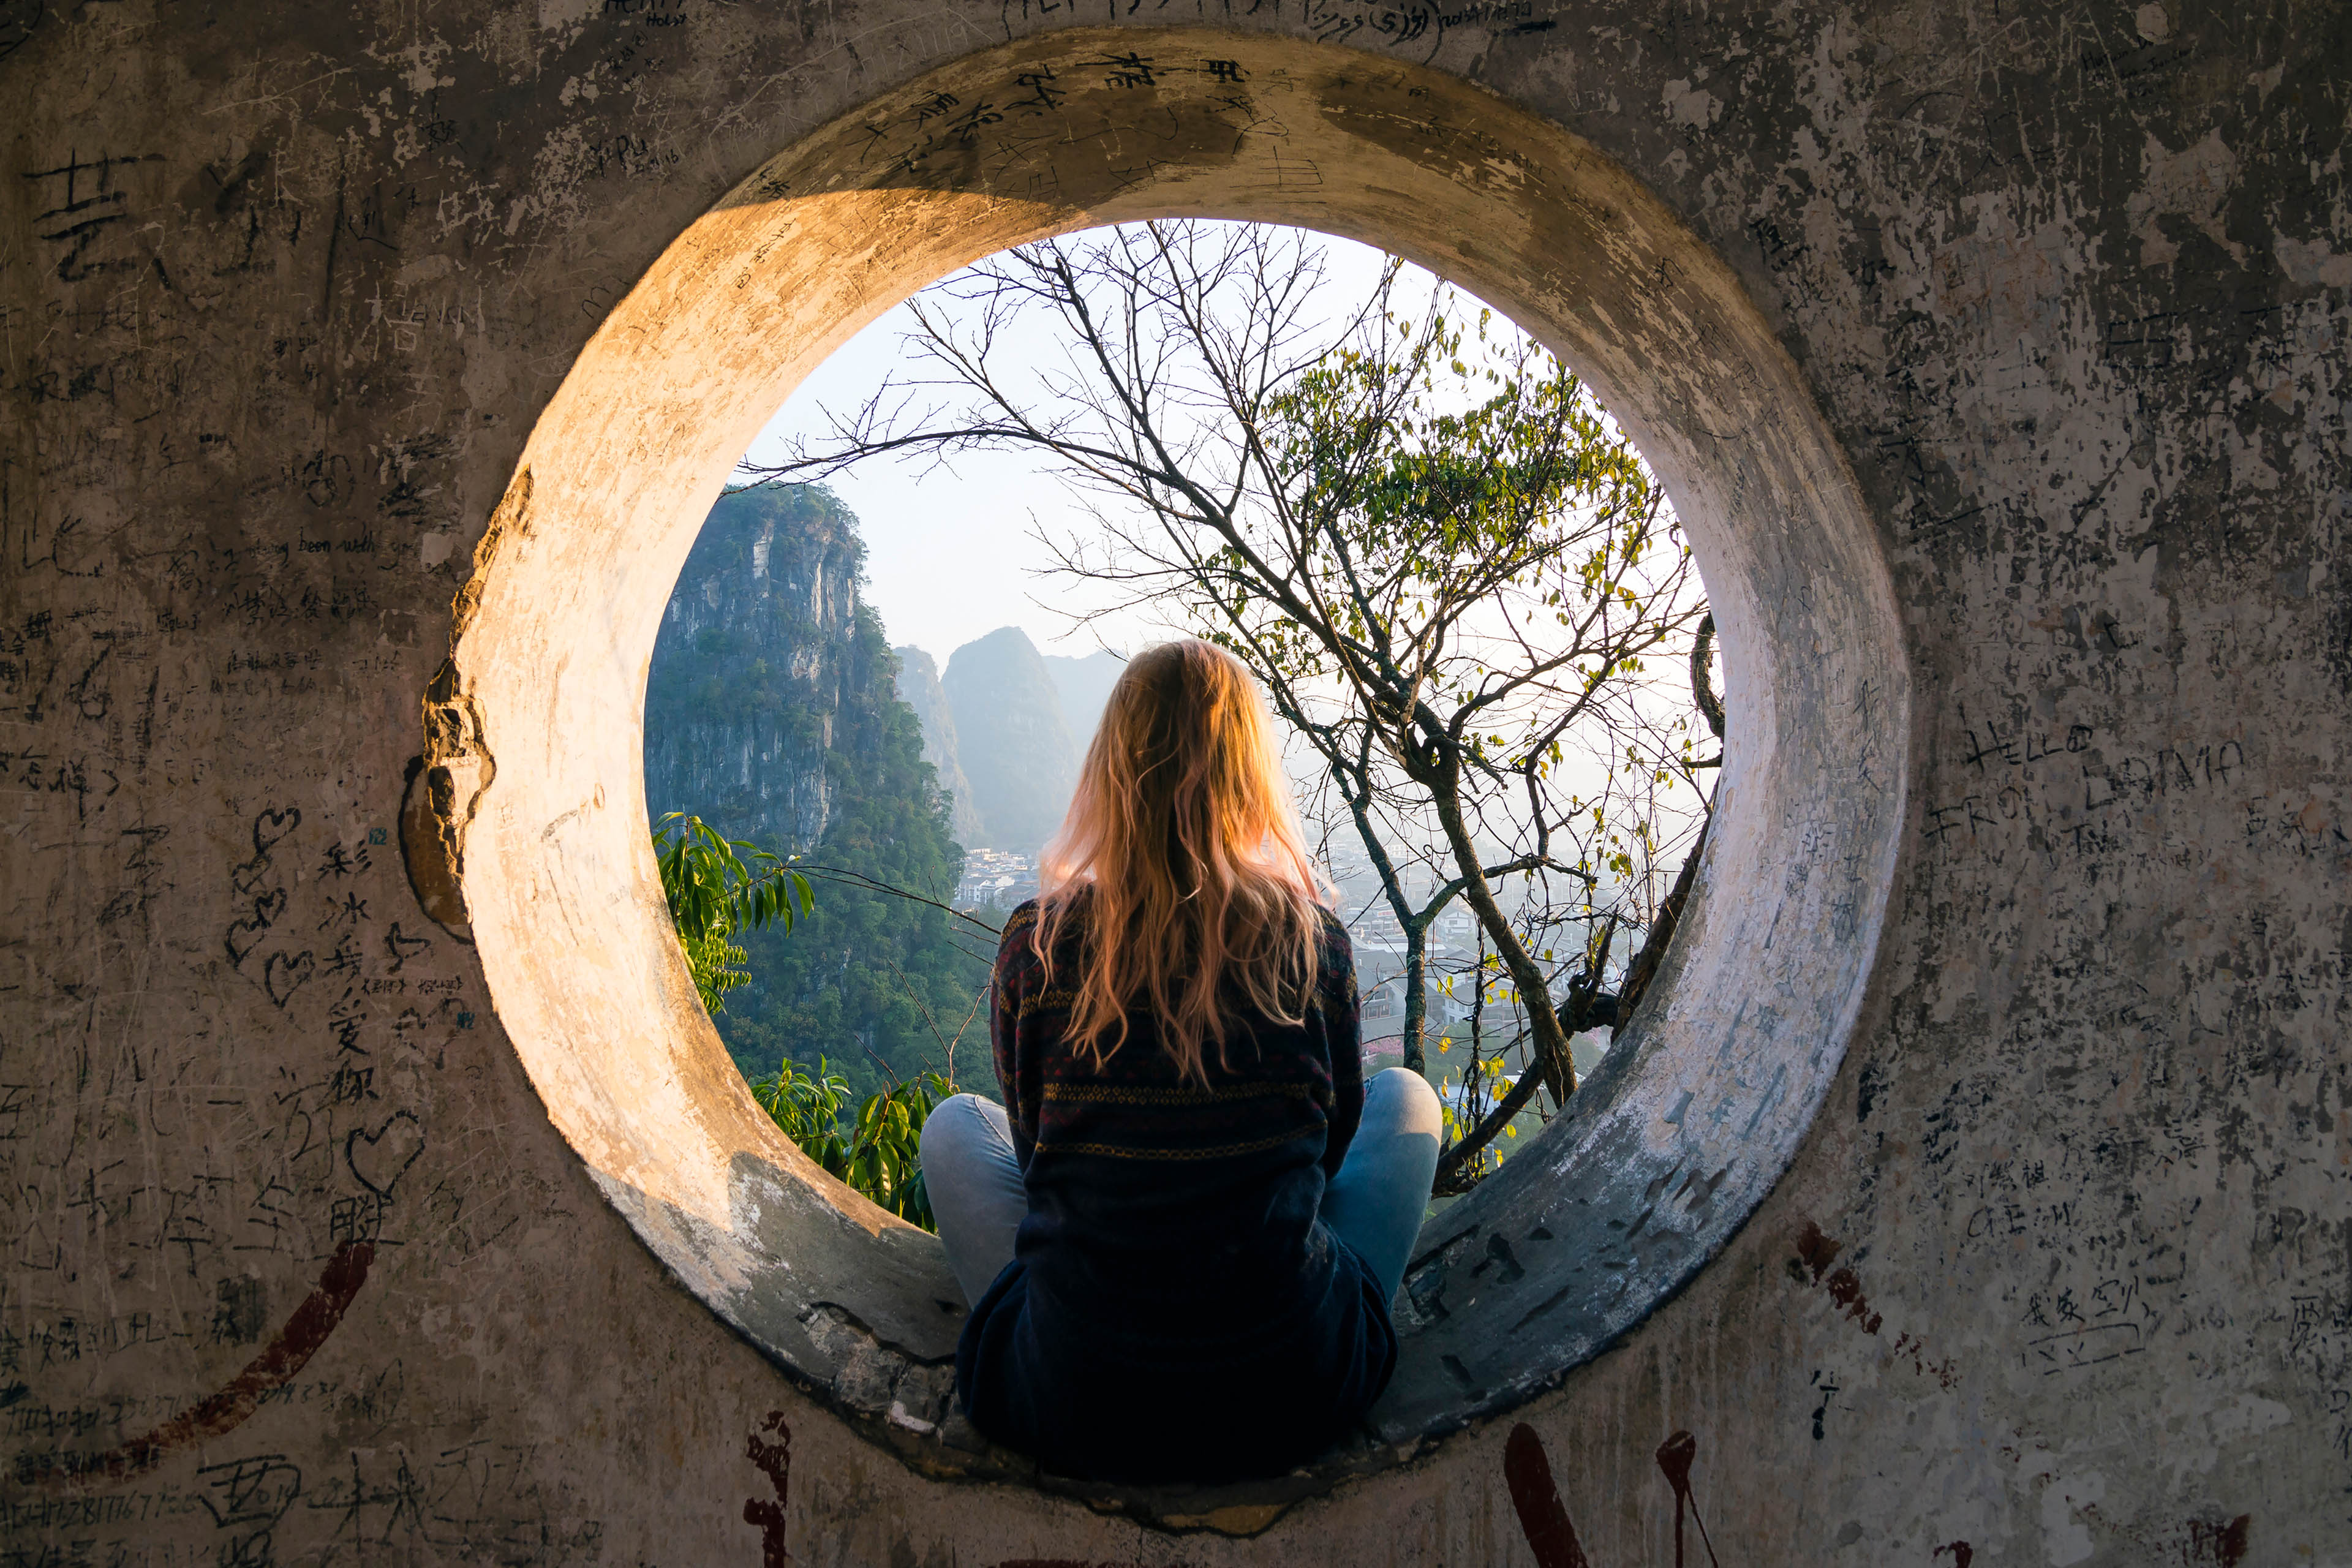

{"left": 1423, "top": 764, "right": 1575, "bottom": 1106}
{"left": 1431, "top": 916, "right": 1613, "bottom": 1189}
{"left": 1399, "top": 919, "right": 1429, "bottom": 1073}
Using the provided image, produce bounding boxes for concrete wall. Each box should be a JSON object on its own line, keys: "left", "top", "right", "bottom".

{"left": 3, "top": 1, "right": 2346, "bottom": 1564}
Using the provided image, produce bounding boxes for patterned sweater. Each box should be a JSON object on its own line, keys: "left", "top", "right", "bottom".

{"left": 991, "top": 898, "right": 1365, "bottom": 1174}
{"left": 954, "top": 894, "right": 1395, "bottom": 1483}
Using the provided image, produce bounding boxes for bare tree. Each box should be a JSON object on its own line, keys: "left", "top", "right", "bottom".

{"left": 747, "top": 221, "right": 1717, "bottom": 1185}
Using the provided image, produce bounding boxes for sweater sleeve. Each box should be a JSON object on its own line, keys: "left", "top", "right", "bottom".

{"left": 1319, "top": 917, "right": 1365, "bottom": 1178}
{"left": 991, "top": 903, "right": 1042, "bottom": 1170}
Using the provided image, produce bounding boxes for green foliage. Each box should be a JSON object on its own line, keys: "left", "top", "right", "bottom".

{"left": 657, "top": 795, "right": 958, "bottom": 1231}
{"left": 750, "top": 1054, "right": 858, "bottom": 1151}
{"left": 652, "top": 812, "right": 815, "bottom": 1013}
{"left": 1433, "top": 1052, "right": 1523, "bottom": 1180}
{"left": 1204, "top": 279, "right": 1691, "bottom": 809}
{"left": 748, "top": 1057, "right": 952, "bottom": 1230}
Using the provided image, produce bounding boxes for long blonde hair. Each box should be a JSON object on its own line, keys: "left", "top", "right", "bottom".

{"left": 1036, "top": 639, "right": 1327, "bottom": 1084}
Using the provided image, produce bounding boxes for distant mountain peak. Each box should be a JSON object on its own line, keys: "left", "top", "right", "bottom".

{"left": 943, "top": 627, "right": 1082, "bottom": 856}
{"left": 1040, "top": 647, "right": 1128, "bottom": 751}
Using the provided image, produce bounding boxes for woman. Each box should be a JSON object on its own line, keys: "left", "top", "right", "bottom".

{"left": 921, "top": 638, "right": 1442, "bottom": 1483}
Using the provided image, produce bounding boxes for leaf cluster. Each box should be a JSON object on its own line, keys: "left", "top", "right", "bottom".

{"left": 747, "top": 1059, "right": 954, "bottom": 1230}
{"left": 654, "top": 812, "right": 816, "bottom": 1013}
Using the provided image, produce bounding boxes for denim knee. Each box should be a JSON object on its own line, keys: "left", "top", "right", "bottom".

{"left": 1367, "top": 1066, "right": 1441, "bottom": 1135}
{"left": 922, "top": 1091, "right": 995, "bottom": 1151}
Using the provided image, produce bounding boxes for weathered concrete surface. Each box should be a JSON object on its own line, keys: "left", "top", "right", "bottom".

{"left": 2, "top": 1, "right": 2346, "bottom": 1564}
{"left": 419, "top": 31, "right": 1907, "bottom": 1496}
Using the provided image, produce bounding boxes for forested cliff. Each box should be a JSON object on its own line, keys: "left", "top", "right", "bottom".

{"left": 644, "top": 486, "right": 990, "bottom": 1094}
{"left": 645, "top": 486, "right": 864, "bottom": 845}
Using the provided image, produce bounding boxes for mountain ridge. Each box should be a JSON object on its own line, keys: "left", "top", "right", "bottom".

{"left": 1042, "top": 647, "right": 1126, "bottom": 758}
{"left": 942, "top": 625, "right": 1080, "bottom": 857}
{"left": 892, "top": 645, "right": 986, "bottom": 847}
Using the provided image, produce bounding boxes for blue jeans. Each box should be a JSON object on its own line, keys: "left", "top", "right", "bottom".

{"left": 922, "top": 1066, "right": 1443, "bottom": 1307}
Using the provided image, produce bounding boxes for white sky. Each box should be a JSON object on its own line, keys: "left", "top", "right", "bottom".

{"left": 734, "top": 227, "right": 1400, "bottom": 669}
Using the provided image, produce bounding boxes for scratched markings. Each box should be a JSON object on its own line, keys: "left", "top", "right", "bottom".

{"left": 1, "top": 0, "right": 2348, "bottom": 1562}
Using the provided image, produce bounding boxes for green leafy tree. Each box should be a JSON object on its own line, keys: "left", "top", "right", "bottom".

{"left": 748, "top": 1057, "right": 953, "bottom": 1230}
{"left": 656, "top": 808, "right": 974, "bottom": 1232}
{"left": 652, "top": 812, "right": 815, "bottom": 1012}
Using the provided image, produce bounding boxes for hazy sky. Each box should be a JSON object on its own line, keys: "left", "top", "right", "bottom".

{"left": 739, "top": 335, "right": 1147, "bottom": 668}
{"left": 734, "top": 225, "right": 1400, "bottom": 670}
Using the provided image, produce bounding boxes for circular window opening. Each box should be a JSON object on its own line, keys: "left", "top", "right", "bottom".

{"left": 418, "top": 29, "right": 1907, "bottom": 1515}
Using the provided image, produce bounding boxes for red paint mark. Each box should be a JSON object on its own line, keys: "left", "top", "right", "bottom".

{"left": 744, "top": 1410, "right": 793, "bottom": 1567}
{"left": 1794, "top": 1220, "right": 1921, "bottom": 1346}
{"left": 16, "top": 1241, "right": 375, "bottom": 1490}
{"left": 1823, "top": 1267, "right": 1885, "bottom": 1335}
{"left": 1654, "top": 1431, "right": 1719, "bottom": 1568}
{"left": 2186, "top": 1515, "right": 2250, "bottom": 1565}
{"left": 1504, "top": 1422, "right": 1592, "bottom": 1568}
{"left": 1794, "top": 1220, "right": 1841, "bottom": 1281}
{"left": 1933, "top": 1542, "right": 1973, "bottom": 1567}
